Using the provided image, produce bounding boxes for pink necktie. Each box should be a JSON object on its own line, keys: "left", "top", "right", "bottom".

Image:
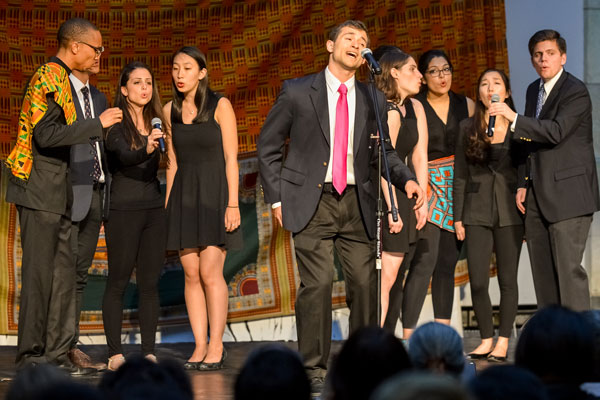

{"left": 333, "top": 83, "right": 348, "bottom": 195}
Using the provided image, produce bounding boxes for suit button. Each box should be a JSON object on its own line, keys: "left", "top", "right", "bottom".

{"left": 323, "top": 162, "right": 327, "bottom": 166}
{"left": 90, "top": 150, "right": 95, "bottom": 155}
{"left": 317, "top": 183, "right": 322, "bottom": 188}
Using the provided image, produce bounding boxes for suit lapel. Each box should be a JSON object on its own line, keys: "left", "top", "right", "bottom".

{"left": 310, "top": 71, "right": 331, "bottom": 146}
{"left": 539, "top": 71, "right": 568, "bottom": 119}
{"left": 69, "top": 80, "right": 84, "bottom": 120}
{"left": 353, "top": 81, "right": 368, "bottom": 155}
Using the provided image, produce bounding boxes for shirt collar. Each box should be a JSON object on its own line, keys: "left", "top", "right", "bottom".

{"left": 325, "top": 66, "right": 355, "bottom": 94}
{"left": 542, "top": 67, "right": 564, "bottom": 96}
{"left": 49, "top": 56, "right": 72, "bottom": 75}
{"left": 69, "top": 73, "right": 89, "bottom": 94}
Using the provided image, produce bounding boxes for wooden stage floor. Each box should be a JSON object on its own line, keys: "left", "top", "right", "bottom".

{"left": 0, "top": 330, "right": 516, "bottom": 399}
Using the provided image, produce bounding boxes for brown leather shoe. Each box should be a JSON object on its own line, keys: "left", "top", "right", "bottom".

{"left": 68, "top": 348, "right": 107, "bottom": 370}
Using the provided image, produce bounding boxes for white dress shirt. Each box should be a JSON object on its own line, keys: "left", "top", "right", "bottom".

{"left": 69, "top": 73, "right": 105, "bottom": 183}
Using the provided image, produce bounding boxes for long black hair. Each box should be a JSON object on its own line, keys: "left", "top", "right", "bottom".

{"left": 171, "top": 46, "right": 215, "bottom": 124}
{"left": 464, "top": 68, "right": 516, "bottom": 164}
{"left": 112, "top": 61, "right": 163, "bottom": 150}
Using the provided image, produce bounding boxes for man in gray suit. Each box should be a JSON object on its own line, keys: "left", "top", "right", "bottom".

{"left": 5, "top": 18, "right": 122, "bottom": 373}
{"left": 67, "top": 61, "right": 110, "bottom": 370}
{"left": 258, "top": 20, "right": 423, "bottom": 394}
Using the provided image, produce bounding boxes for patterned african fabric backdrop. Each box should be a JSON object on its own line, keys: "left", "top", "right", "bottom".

{"left": 0, "top": 0, "right": 508, "bottom": 334}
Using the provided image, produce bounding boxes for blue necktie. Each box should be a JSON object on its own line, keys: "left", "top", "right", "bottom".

{"left": 535, "top": 81, "right": 545, "bottom": 119}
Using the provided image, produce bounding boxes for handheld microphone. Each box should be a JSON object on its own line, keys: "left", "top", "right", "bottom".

{"left": 487, "top": 94, "right": 500, "bottom": 137}
{"left": 360, "top": 48, "right": 382, "bottom": 75}
{"left": 151, "top": 117, "right": 166, "bottom": 153}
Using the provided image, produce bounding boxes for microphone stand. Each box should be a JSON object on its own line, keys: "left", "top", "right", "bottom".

{"left": 366, "top": 67, "right": 398, "bottom": 326}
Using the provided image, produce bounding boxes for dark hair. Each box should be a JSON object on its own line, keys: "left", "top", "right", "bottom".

{"left": 408, "top": 322, "right": 465, "bottom": 377}
{"left": 57, "top": 18, "right": 98, "bottom": 48}
{"left": 113, "top": 61, "right": 163, "bottom": 150}
{"left": 583, "top": 310, "right": 600, "bottom": 381}
{"left": 6, "top": 363, "right": 71, "bottom": 400}
{"left": 171, "top": 46, "right": 214, "bottom": 124}
{"left": 464, "top": 69, "right": 515, "bottom": 164}
{"left": 374, "top": 48, "right": 413, "bottom": 104}
{"left": 235, "top": 345, "right": 310, "bottom": 400}
{"left": 469, "top": 365, "right": 549, "bottom": 400}
{"left": 418, "top": 49, "right": 454, "bottom": 77}
{"left": 371, "top": 372, "right": 470, "bottom": 400}
{"left": 515, "top": 306, "right": 595, "bottom": 384}
{"left": 372, "top": 45, "right": 400, "bottom": 61}
{"left": 328, "top": 326, "right": 411, "bottom": 400}
{"left": 328, "top": 20, "right": 370, "bottom": 47}
{"left": 528, "top": 29, "right": 566, "bottom": 56}
{"left": 99, "top": 356, "right": 192, "bottom": 400}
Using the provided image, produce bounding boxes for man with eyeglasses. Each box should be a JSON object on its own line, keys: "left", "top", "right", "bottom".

{"left": 5, "top": 17, "right": 122, "bottom": 374}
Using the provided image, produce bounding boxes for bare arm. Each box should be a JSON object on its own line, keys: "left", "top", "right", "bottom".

{"left": 215, "top": 97, "right": 241, "bottom": 232}
{"left": 381, "top": 108, "right": 403, "bottom": 233}
{"left": 163, "top": 102, "right": 178, "bottom": 208}
{"left": 411, "top": 99, "right": 429, "bottom": 229}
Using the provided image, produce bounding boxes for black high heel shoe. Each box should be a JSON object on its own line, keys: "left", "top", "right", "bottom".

{"left": 183, "top": 354, "right": 206, "bottom": 370}
{"left": 487, "top": 353, "right": 507, "bottom": 363}
{"left": 198, "top": 347, "right": 227, "bottom": 371}
{"left": 467, "top": 351, "right": 492, "bottom": 360}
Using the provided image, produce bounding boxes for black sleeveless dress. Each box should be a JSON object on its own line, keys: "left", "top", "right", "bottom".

{"left": 166, "top": 92, "right": 243, "bottom": 250}
{"left": 382, "top": 100, "right": 419, "bottom": 253}
{"left": 415, "top": 90, "right": 468, "bottom": 160}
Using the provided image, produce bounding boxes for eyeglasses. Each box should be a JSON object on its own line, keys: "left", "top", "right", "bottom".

{"left": 78, "top": 41, "right": 105, "bottom": 57}
{"left": 426, "top": 67, "right": 452, "bottom": 77}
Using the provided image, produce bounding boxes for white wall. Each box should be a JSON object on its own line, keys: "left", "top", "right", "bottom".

{"left": 504, "top": 0, "right": 584, "bottom": 113}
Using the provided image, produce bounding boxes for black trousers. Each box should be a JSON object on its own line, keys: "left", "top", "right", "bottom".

{"left": 401, "top": 223, "right": 460, "bottom": 329}
{"left": 465, "top": 223, "right": 523, "bottom": 338}
{"left": 293, "top": 187, "right": 375, "bottom": 379}
{"left": 16, "top": 206, "right": 76, "bottom": 368}
{"left": 103, "top": 208, "right": 166, "bottom": 357}
{"left": 70, "top": 186, "right": 103, "bottom": 348}
{"left": 525, "top": 187, "right": 592, "bottom": 311}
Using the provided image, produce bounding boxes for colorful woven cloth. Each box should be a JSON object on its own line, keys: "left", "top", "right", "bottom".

{"left": 5, "top": 62, "right": 76, "bottom": 182}
{"left": 427, "top": 156, "right": 455, "bottom": 232}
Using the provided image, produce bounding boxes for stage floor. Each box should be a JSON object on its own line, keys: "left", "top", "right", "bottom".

{"left": 0, "top": 330, "right": 516, "bottom": 399}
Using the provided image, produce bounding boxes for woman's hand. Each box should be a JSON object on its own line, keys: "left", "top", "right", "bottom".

{"left": 455, "top": 221, "right": 465, "bottom": 241}
{"left": 225, "top": 206, "right": 241, "bottom": 232}
{"left": 146, "top": 128, "right": 164, "bottom": 154}
{"left": 415, "top": 203, "right": 428, "bottom": 230}
{"left": 388, "top": 212, "right": 403, "bottom": 234}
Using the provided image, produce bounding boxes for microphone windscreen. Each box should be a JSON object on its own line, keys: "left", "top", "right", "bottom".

{"left": 151, "top": 117, "right": 162, "bottom": 129}
{"left": 491, "top": 94, "right": 500, "bottom": 103}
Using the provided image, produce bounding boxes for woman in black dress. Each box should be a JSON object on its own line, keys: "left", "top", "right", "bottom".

{"left": 164, "top": 46, "right": 242, "bottom": 371}
{"left": 374, "top": 48, "right": 429, "bottom": 327}
{"left": 103, "top": 62, "right": 166, "bottom": 370}
{"left": 401, "top": 50, "right": 474, "bottom": 339}
{"left": 454, "top": 69, "right": 523, "bottom": 362}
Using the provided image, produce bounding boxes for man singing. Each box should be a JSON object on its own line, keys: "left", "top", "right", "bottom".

{"left": 490, "top": 29, "right": 600, "bottom": 311}
{"left": 5, "top": 18, "right": 122, "bottom": 374}
{"left": 258, "top": 20, "right": 423, "bottom": 395}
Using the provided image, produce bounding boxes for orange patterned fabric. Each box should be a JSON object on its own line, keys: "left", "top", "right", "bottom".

{"left": 0, "top": 0, "right": 508, "bottom": 157}
{"left": 5, "top": 62, "right": 76, "bottom": 181}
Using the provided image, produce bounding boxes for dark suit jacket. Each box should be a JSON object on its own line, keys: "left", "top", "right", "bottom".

{"left": 69, "top": 82, "right": 111, "bottom": 221}
{"left": 6, "top": 92, "right": 104, "bottom": 215}
{"left": 454, "top": 118, "right": 523, "bottom": 227}
{"left": 258, "top": 70, "right": 416, "bottom": 238}
{"left": 514, "top": 71, "right": 600, "bottom": 223}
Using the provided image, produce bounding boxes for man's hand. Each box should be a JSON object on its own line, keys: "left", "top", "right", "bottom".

{"left": 516, "top": 188, "right": 527, "bottom": 214}
{"left": 99, "top": 107, "right": 123, "bottom": 128}
{"left": 272, "top": 205, "right": 283, "bottom": 227}
{"left": 455, "top": 221, "right": 465, "bottom": 241}
{"left": 405, "top": 180, "right": 425, "bottom": 209}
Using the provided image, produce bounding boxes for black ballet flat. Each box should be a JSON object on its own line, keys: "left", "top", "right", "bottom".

{"left": 467, "top": 351, "right": 492, "bottom": 360}
{"left": 487, "top": 354, "right": 507, "bottom": 363}
{"left": 198, "top": 347, "right": 227, "bottom": 371}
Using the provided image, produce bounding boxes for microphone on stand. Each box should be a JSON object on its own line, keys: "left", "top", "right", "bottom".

{"left": 360, "top": 48, "right": 382, "bottom": 75}
{"left": 487, "top": 94, "right": 500, "bottom": 137}
{"left": 151, "top": 117, "right": 166, "bottom": 153}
